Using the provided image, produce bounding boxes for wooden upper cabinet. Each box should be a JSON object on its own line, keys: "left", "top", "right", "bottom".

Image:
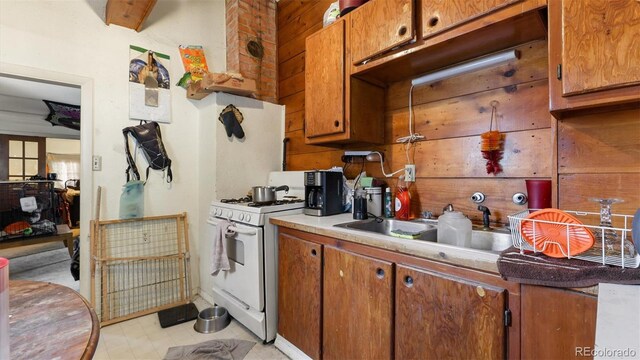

{"left": 395, "top": 264, "right": 507, "bottom": 359}
{"left": 521, "top": 285, "right": 597, "bottom": 360}
{"left": 350, "top": 0, "right": 415, "bottom": 64}
{"left": 305, "top": 20, "right": 345, "bottom": 139}
{"left": 549, "top": 0, "right": 640, "bottom": 113}
{"left": 421, "top": 0, "right": 522, "bottom": 39}
{"left": 323, "top": 247, "right": 393, "bottom": 360}
{"left": 277, "top": 230, "right": 323, "bottom": 360}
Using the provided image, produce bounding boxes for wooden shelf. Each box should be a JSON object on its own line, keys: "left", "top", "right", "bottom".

{"left": 105, "top": 0, "right": 157, "bottom": 32}
{"left": 187, "top": 75, "right": 257, "bottom": 100}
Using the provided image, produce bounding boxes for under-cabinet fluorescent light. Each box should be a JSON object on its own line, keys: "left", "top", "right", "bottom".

{"left": 411, "top": 49, "right": 520, "bottom": 87}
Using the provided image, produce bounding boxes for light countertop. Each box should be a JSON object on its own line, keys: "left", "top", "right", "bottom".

{"left": 270, "top": 213, "right": 502, "bottom": 274}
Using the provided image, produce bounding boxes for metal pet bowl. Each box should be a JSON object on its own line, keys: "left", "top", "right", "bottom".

{"left": 194, "top": 306, "right": 230, "bottom": 334}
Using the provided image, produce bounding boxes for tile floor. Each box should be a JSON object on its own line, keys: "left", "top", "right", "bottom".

{"left": 94, "top": 297, "right": 289, "bottom": 360}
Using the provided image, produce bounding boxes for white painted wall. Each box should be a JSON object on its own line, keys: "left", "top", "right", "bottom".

{"left": 46, "top": 138, "right": 81, "bottom": 154}
{"left": 0, "top": 0, "right": 228, "bottom": 297}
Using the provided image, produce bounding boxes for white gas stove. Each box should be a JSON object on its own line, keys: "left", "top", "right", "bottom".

{"left": 206, "top": 171, "right": 305, "bottom": 342}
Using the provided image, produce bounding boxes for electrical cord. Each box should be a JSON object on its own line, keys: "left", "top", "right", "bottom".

{"left": 368, "top": 151, "right": 404, "bottom": 178}
{"left": 396, "top": 84, "right": 425, "bottom": 144}
{"left": 367, "top": 212, "right": 385, "bottom": 223}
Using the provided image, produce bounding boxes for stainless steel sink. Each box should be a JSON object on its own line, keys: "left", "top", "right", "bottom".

{"left": 334, "top": 218, "right": 437, "bottom": 242}
{"left": 470, "top": 227, "right": 512, "bottom": 252}
{"left": 333, "top": 219, "right": 512, "bottom": 252}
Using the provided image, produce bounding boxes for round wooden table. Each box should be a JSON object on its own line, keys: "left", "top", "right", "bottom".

{"left": 9, "top": 280, "right": 100, "bottom": 360}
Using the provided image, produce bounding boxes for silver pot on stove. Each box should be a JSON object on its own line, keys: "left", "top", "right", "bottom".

{"left": 252, "top": 185, "right": 289, "bottom": 204}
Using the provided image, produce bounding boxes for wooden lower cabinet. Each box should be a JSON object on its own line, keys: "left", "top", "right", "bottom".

{"left": 396, "top": 264, "right": 507, "bottom": 359}
{"left": 521, "top": 285, "right": 597, "bottom": 360}
{"left": 277, "top": 230, "right": 323, "bottom": 360}
{"left": 323, "top": 246, "right": 394, "bottom": 360}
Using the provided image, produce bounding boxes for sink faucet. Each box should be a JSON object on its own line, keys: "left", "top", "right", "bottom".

{"left": 477, "top": 205, "right": 491, "bottom": 230}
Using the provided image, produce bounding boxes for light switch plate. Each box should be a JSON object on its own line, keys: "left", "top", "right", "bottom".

{"left": 92, "top": 155, "right": 102, "bottom": 171}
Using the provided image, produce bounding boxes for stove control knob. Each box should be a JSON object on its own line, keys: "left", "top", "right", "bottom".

{"left": 239, "top": 213, "right": 245, "bottom": 221}
{"left": 216, "top": 209, "right": 222, "bottom": 216}
{"left": 227, "top": 210, "right": 233, "bottom": 218}
{"left": 246, "top": 214, "right": 252, "bottom": 222}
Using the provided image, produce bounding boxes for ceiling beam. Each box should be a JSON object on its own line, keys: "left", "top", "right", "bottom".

{"left": 105, "top": 0, "right": 158, "bottom": 32}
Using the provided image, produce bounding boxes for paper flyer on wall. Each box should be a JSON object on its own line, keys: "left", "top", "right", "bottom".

{"left": 128, "top": 45, "right": 171, "bottom": 123}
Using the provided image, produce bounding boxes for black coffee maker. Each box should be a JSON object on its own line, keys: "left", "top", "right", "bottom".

{"left": 304, "top": 171, "right": 343, "bottom": 216}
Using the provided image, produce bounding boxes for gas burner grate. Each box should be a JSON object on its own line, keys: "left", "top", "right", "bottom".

{"left": 247, "top": 198, "right": 304, "bottom": 207}
{"left": 220, "top": 196, "right": 252, "bottom": 204}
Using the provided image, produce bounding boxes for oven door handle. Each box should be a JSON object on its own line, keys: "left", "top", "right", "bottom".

{"left": 206, "top": 219, "right": 257, "bottom": 236}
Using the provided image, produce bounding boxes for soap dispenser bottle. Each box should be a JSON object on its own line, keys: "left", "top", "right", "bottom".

{"left": 395, "top": 176, "right": 410, "bottom": 220}
{"left": 437, "top": 204, "right": 472, "bottom": 247}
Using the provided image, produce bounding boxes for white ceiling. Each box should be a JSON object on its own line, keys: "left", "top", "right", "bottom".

{"left": 0, "top": 75, "right": 80, "bottom": 105}
{"left": 0, "top": 75, "right": 81, "bottom": 139}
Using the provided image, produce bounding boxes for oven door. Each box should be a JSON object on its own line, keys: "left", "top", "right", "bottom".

{"left": 207, "top": 217, "right": 264, "bottom": 311}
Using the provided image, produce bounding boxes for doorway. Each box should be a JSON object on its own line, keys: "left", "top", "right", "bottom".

{"left": 0, "top": 63, "right": 93, "bottom": 297}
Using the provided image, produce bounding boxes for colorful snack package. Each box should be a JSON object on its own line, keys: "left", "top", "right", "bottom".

{"left": 179, "top": 45, "right": 209, "bottom": 81}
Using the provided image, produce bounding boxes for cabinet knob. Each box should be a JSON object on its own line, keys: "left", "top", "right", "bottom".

{"left": 375, "top": 268, "right": 385, "bottom": 279}
{"left": 428, "top": 17, "right": 439, "bottom": 27}
{"left": 404, "top": 275, "right": 414, "bottom": 287}
{"left": 311, "top": 249, "right": 317, "bottom": 257}
{"left": 397, "top": 25, "right": 408, "bottom": 36}
{"left": 334, "top": 120, "right": 340, "bottom": 128}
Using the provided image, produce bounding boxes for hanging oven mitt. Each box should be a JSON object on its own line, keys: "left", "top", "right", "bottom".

{"left": 218, "top": 104, "right": 245, "bottom": 139}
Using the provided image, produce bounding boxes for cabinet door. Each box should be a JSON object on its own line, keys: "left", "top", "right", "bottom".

{"left": 350, "top": 0, "right": 414, "bottom": 64}
{"left": 305, "top": 20, "right": 345, "bottom": 139}
{"left": 323, "top": 247, "right": 393, "bottom": 360}
{"left": 559, "top": 0, "right": 640, "bottom": 96}
{"left": 548, "top": 0, "right": 640, "bottom": 112}
{"left": 278, "top": 231, "right": 323, "bottom": 360}
{"left": 521, "top": 285, "right": 597, "bottom": 360}
{"left": 421, "top": 0, "right": 521, "bottom": 38}
{"left": 395, "top": 264, "right": 507, "bottom": 360}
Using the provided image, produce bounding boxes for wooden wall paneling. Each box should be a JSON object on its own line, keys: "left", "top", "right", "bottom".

{"left": 282, "top": 91, "right": 305, "bottom": 115}
{"left": 277, "top": 0, "right": 323, "bottom": 28}
{"left": 558, "top": 109, "right": 640, "bottom": 174}
{"left": 284, "top": 110, "right": 305, "bottom": 132}
{"left": 387, "top": 129, "right": 552, "bottom": 178}
{"left": 286, "top": 129, "right": 341, "bottom": 155}
{"left": 385, "top": 79, "right": 550, "bottom": 143}
{"left": 410, "top": 178, "right": 531, "bottom": 224}
{"left": 279, "top": 52, "right": 305, "bottom": 81}
{"left": 279, "top": 23, "right": 324, "bottom": 63}
{"left": 287, "top": 150, "right": 345, "bottom": 172}
{"left": 279, "top": 71, "right": 305, "bottom": 99}
{"left": 278, "top": 0, "right": 334, "bottom": 43}
{"left": 559, "top": 173, "right": 640, "bottom": 224}
{"left": 385, "top": 40, "right": 549, "bottom": 111}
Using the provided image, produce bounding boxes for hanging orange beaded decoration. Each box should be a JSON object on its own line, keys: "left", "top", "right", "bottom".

{"left": 481, "top": 100, "right": 505, "bottom": 175}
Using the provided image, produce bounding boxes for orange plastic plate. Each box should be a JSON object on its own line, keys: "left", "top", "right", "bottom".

{"left": 520, "top": 209, "right": 595, "bottom": 258}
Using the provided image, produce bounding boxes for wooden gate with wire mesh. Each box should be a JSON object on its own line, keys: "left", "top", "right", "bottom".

{"left": 90, "top": 213, "right": 191, "bottom": 326}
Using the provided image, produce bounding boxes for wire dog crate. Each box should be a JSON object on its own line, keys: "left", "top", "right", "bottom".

{"left": 90, "top": 213, "right": 191, "bottom": 326}
{"left": 508, "top": 209, "right": 639, "bottom": 268}
{"left": 0, "top": 181, "right": 57, "bottom": 241}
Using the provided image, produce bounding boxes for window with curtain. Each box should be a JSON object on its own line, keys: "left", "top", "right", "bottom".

{"left": 46, "top": 153, "right": 80, "bottom": 188}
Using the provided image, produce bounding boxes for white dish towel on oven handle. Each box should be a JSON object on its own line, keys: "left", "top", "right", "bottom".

{"left": 211, "top": 219, "right": 235, "bottom": 275}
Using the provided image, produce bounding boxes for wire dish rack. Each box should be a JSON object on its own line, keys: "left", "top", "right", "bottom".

{"left": 508, "top": 209, "right": 639, "bottom": 268}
